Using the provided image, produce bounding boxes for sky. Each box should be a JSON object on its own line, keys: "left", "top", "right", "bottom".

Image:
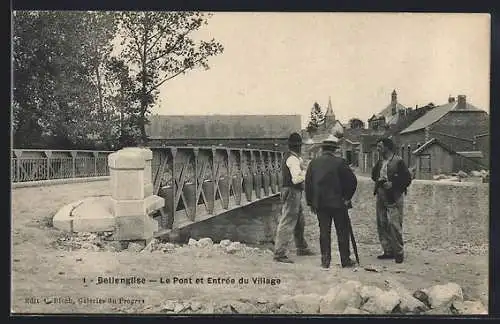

{"left": 152, "top": 12, "right": 491, "bottom": 128}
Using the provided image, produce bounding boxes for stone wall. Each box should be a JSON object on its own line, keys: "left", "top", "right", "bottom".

{"left": 304, "top": 176, "right": 489, "bottom": 251}
{"left": 186, "top": 195, "right": 281, "bottom": 244}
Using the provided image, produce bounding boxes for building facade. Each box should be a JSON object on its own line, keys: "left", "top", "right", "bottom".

{"left": 398, "top": 95, "right": 490, "bottom": 172}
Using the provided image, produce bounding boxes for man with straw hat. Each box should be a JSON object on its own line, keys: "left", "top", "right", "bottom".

{"left": 305, "top": 135, "right": 358, "bottom": 269}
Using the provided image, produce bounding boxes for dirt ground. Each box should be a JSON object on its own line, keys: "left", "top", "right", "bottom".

{"left": 11, "top": 181, "right": 489, "bottom": 314}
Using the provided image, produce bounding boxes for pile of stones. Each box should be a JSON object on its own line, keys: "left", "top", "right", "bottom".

{"left": 433, "top": 170, "right": 489, "bottom": 183}
{"left": 53, "top": 233, "right": 273, "bottom": 256}
{"left": 142, "top": 237, "right": 274, "bottom": 257}
{"left": 130, "top": 280, "right": 486, "bottom": 315}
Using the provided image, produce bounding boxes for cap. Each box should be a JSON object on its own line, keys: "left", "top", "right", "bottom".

{"left": 288, "top": 132, "right": 302, "bottom": 145}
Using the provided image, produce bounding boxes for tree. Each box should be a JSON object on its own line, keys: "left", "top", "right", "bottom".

{"left": 348, "top": 118, "right": 365, "bottom": 129}
{"left": 306, "top": 102, "right": 324, "bottom": 135}
{"left": 117, "top": 11, "right": 224, "bottom": 143}
{"left": 12, "top": 11, "right": 120, "bottom": 149}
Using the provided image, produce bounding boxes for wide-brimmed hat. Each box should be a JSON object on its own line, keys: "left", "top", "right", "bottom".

{"left": 321, "top": 135, "right": 340, "bottom": 148}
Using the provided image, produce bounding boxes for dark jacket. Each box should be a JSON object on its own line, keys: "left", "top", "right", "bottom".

{"left": 281, "top": 151, "right": 304, "bottom": 190}
{"left": 305, "top": 151, "right": 357, "bottom": 210}
{"left": 371, "top": 154, "right": 412, "bottom": 202}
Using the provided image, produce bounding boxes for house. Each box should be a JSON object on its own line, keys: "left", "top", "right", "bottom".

{"left": 145, "top": 114, "right": 302, "bottom": 151}
{"left": 356, "top": 89, "right": 420, "bottom": 173}
{"left": 367, "top": 90, "right": 409, "bottom": 130}
{"left": 412, "top": 138, "right": 488, "bottom": 179}
{"left": 398, "top": 95, "right": 490, "bottom": 170}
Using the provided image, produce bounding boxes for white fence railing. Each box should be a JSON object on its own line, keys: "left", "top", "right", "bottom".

{"left": 11, "top": 149, "right": 114, "bottom": 183}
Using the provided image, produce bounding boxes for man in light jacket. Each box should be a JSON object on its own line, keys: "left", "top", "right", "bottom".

{"left": 273, "top": 132, "right": 315, "bottom": 263}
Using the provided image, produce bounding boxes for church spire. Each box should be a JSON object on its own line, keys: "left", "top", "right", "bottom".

{"left": 325, "top": 96, "right": 334, "bottom": 117}
{"left": 324, "top": 96, "right": 336, "bottom": 129}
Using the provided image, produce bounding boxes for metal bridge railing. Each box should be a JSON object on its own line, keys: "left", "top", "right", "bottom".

{"left": 11, "top": 149, "right": 114, "bottom": 183}
{"left": 150, "top": 146, "right": 284, "bottom": 230}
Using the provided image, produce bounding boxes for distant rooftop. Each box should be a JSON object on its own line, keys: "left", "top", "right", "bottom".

{"left": 146, "top": 114, "right": 302, "bottom": 139}
{"left": 400, "top": 98, "right": 484, "bottom": 134}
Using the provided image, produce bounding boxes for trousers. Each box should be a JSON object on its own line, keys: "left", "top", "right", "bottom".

{"left": 274, "top": 187, "right": 309, "bottom": 257}
{"left": 376, "top": 194, "right": 404, "bottom": 257}
{"left": 316, "top": 207, "right": 351, "bottom": 266}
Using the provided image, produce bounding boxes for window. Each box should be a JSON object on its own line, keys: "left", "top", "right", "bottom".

{"left": 419, "top": 154, "right": 431, "bottom": 173}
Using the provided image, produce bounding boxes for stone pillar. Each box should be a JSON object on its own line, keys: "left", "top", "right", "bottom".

{"left": 108, "top": 147, "right": 164, "bottom": 242}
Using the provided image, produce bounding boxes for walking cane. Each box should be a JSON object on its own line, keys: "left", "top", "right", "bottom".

{"left": 346, "top": 201, "right": 360, "bottom": 265}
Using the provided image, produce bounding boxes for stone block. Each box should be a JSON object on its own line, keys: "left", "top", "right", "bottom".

{"left": 110, "top": 195, "right": 163, "bottom": 218}
{"left": 108, "top": 150, "right": 145, "bottom": 170}
{"left": 145, "top": 195, "right": 165, "bottom": 214}
{"left": 109, "top": 169, "right": 145, "bottom": 200}
{"left": 52, "top": 202, "right": 77, "bottom": 232}
{"left": 113, "top": 214, "right": 158, "bottom": 241}
{"left": 111, "top": 199, "right": 146, "bottom": 217}
{"left": 73, "top": 213, "right": 115, "bottom": 232}
{"left": 144, "top": 183, "right": 154, "bottom": 198}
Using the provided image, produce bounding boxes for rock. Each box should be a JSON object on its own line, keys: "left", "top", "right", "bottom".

{"left": 457, "top": 170, "right": 468, "bottom": 178}
{"left": 360, "top": 285, "right": 384, "bottom": 303}
{"left": 215, "top": 302, "right": 234, "bottom": 314}
{"left": 363, "top": 265, "right": 381, "bottom": 272}
{"left": 319, "top": 280, "right": 363, "bottom": 314}
{"left": 219, "top": 239, "right": 231, "bottom": 247}
{"left": 230, "top": 301, "right": 260, "bottom": 314}
{"left": 451, "top": 300, "right": 487, "bottom": 315}
{"left": 141, "top": 238, "right": 159, "bottom": 253}
{"left": 292, "top": 293, "right": 321, "bottom": 314}
{"left": 161, "top": 242, "right": 176, "bottom": 252}
{"left": 413, "top": 289, "right": 431, "bottom": 308}
{"left": 104, "top": 241, "right": 126, "bottom": 252}
{"left": 188, "top": 238, "right": 199, "bottom": 247}
{"left": 433, "top": 174, "right": 447, "bottom": 180}
{"left": 425, "top": 305, "right": 453, "bottom": 315}
{"left": 202, "top": 302, "right": 216, "bottom": 313}
{"left": 361, "top": 289, "right": 401, "bottom": 314}
{"left": 189, "top": 301, "right": 202, "bottom": 312}
{"left": 226, "top": 242, "right": 243, "bottom": 254}
{"left": 127, "top": 241, "right": 145, "bottom": 252}
{"left": 160, "top": 300, "right": 176, "bottom": 312}
{"left": 385, "top": 280, "right": 429, "bottom": 314}
{"left": 198, "top": 237, "right": 214, "bottom": 247}
{"left": 427, "top": 283, "right": 463, "bottom": 309}
{"left": 343, "top": 306, "right": 370, "bottom": 314}
{"left": 174, "top": 302, "right": 187, "bottom": 313}
{"left": 277, "top": 295, "right": 300, "bottom": 313}
{"left": 470, "top": 170, "right": 482, "bottom": 177}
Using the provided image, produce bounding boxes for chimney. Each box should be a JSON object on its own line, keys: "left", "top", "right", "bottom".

{"left": 457, "top": 95, "right": 466, "bottom": 109}
{"left": 448, "top": 95, "right": 456, "bottom": 103}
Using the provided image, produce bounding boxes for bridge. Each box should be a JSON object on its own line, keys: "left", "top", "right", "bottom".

{"left": 11, "top": 146, "right": 285, "bottom": 240}
{"left": 10, "top": 146, "right": 488, "bottom": 249}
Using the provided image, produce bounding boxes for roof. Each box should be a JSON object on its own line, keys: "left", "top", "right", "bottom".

{"left": 343, "top": 128, "right": 374, "bottom": 144}
{"left": 412, "top": 138, "right": 455, "bottom": 155}
{"left": 456, "top": 151, "right": 484, "bottom": 159}
{"left": 373, "top": 102, "right": 408, "bottom": 125}
{"left": 146, "top": 115, "right": 302, "bottom": 139}
{"left": 400, "top": 101, "right": 483, "bottom": 134}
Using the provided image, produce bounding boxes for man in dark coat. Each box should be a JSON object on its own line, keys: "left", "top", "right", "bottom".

{"left": 305, "top": 137, "right": 358, "bottom": 269}
{"left": 371, "top": 137, "right": 412, "bottom": 263}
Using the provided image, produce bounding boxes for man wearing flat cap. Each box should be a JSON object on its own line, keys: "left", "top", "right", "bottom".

{"left": 273, "top": 132, "right": 315, "bottom": 263}
{"left": 305, "top": 136, "right": 358, "bottom": 269}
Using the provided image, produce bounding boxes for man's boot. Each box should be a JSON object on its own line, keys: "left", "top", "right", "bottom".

{"left": 321, "top": 254, "right": 331, "bottom": 270}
